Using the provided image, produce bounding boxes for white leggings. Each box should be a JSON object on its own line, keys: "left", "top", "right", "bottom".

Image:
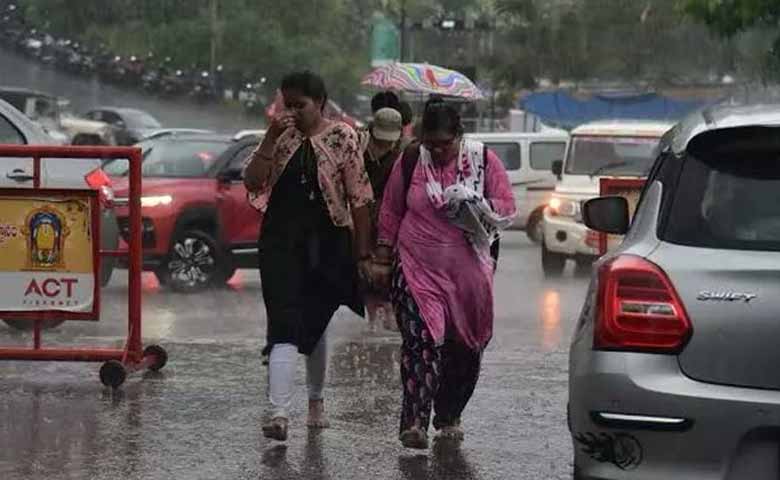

{"left": 267, "top": 335, "right": 328, "bottom": 419}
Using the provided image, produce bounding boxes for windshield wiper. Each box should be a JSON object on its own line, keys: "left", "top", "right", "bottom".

{"left": 589, "top": 161, "right": 629, "bottom": 177}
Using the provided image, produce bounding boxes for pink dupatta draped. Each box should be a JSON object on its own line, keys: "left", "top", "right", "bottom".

{"left": 377, "top": 147, "right": 516, "bottom": 349}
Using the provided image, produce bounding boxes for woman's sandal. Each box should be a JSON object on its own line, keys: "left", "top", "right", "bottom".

{"left": 437, "top": 425, "right": 465, "bottom": 442}
{"left": 262, "top": 417, "right": 289, "bottom": 441}
{"left": 400, "top": 427, "right": 429, "bottom": 449}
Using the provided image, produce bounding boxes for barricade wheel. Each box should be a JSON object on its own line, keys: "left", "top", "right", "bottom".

{"left": 144, "top": 345, "right": 168, "bottom": 372}
{"left": 100, "top": 360, "right": 127, "bottom": 388}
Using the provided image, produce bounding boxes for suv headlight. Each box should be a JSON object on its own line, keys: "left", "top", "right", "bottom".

{"left": 548, "top": 196, "right": 581, "bottom": 218}
{"left": 141, "top": 195, "right": 173, "bottom": 208}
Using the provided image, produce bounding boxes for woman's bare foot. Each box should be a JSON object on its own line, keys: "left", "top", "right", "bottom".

{"left": 262, "top": 417, "right": 289, "bottom": 441}
{"left": 400, "top": 427, "right": 429, "bottom": 449}
{"left": 307, "top": 399, "right": 330, "bottom": 428}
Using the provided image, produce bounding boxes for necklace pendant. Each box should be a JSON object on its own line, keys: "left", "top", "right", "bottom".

{"left": 309, "top": 191, "right": 315, "bottom": 201}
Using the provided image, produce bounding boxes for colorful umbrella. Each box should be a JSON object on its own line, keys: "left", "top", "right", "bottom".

{"left": 362, "top": 62, "right": 484, "bottom": 100}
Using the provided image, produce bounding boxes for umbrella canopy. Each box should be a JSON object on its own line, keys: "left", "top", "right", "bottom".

{"left": 362, "top": 62, "right": 484, "bottom": 100}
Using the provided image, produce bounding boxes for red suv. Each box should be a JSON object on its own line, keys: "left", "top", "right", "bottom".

{"left": 107, "top": 134, "right": 262, "bottom": 292}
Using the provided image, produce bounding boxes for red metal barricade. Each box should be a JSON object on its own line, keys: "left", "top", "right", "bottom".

{"left": 0, "top": 145, "right": 167, "bottom": 388}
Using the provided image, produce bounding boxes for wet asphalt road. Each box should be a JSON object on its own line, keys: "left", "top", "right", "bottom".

{"left": 0, "top": 233, "right": 590, "bottom": 480}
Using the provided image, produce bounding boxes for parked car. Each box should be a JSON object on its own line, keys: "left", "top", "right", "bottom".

{"left": 465, "top": 132, "right": 568, "bottom": 241}
{"left": 232, "top": 129, "right": 266, "bottom": 141}
{"left": 0, "top": 87, "right": 69, "bottom": 144}
{"left": 0, "top": 97, "right": 119, "bottom": 330}
{"left": 139, "top": 128, "right": 214, "bottom": 142}
{"left": 541, "top": 120, "right": 673, "bottom": 276}
{"left": 84, "top": 107, "right": 163, "bottom": 145}
{"left": 58, "top": 98, "right": 115, "bottom": 145}
{"left": 568, "top": 104, "right": 780, "bottom": 479}
{"left": 110, "top": 134, "right": 261, "bottom": 292}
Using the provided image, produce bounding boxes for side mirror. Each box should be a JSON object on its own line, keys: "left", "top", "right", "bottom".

{"left": 583, "top": 196, "right": 629, "bottom": 235}
{"left": 551, "top": 159, "right": 563, "bottom": 178}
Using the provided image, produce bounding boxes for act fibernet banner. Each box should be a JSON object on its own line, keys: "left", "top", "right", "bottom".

{"left": 0, "top": 194, "right": 96, "bottom": 313}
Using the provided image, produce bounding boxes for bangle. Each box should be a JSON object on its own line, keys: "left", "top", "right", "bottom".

{"left": 374, "top": 256, "right": 393, "bottom": 266}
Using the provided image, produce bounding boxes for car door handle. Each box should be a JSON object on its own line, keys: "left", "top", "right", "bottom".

{"left": 6, "top": 169, "right": 34, "bottom": 182}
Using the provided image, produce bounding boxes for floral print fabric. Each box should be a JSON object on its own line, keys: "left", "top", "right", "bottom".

{"left": 246, "top": 122, "right": 374, "bottom": 227}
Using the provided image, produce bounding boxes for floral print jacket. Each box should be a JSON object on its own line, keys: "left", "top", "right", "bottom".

{"left": 246, "top": 122, "right": 374, "bottom": 227}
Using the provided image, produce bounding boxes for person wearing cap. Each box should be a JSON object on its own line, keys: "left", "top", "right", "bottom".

{"left": 360, "top": 107, "right": 404, "bottom": 331}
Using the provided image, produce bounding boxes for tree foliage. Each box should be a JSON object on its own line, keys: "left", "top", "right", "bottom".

{"left": 682, "top": 0, "right": 780, "bottom": 80}
{"left": 682, "top": 0, "right": 780, "bottom": 37}
{"left": 15, "top": 0, "right": 768, "bottom": 106}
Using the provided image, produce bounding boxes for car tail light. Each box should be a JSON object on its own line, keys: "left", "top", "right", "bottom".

{"left": 595, "top": 255, "right": 692, "bottom": 353}
{"left": 85, "top": 168, "right": 114, "bottom": 208}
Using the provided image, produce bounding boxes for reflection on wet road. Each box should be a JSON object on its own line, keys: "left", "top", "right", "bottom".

{"left": 0, "top": 233, "right": 589, "bottom": 479}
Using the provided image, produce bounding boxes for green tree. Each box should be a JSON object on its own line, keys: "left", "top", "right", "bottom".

{"left": 683, "top": 0, "right": 780, "bottom": 80}
{"left": 682, "top": 0, "right": 780, "bottom": 37}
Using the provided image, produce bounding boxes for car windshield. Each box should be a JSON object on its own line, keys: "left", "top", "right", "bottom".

{"left": 565, "top": 135, "right": 661, "bottom": 176}
{"left": 122, "top": 110, "right": 161, "bottom": 129}
{"left": 102, "top": 140, "right": 228, "bottom": 177}
{"left": 0, "top": 92, "right": 58, "bottom": 122}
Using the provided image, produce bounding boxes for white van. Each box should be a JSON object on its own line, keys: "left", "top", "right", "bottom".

{"left": 540, "top": 120, "right": 673, "bottom": 276}
{"left": 465, "top": 132, "right": 569, "bottom": 241}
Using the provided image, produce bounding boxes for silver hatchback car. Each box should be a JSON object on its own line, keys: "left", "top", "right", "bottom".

{"left": 569, "top": 104, "right": 780, "bottom": 480}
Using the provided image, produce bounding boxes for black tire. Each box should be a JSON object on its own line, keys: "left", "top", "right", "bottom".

{"left": 143, "top": 345, "right": 168, "bottom": 372}
{"left": 526, "top": 209, "right": 544, "bottom": 244}
{"left": 71, "top": 134, "right": 105, "bottom": 146}
{"left": 215, "top": 264, "right": 237, "bottom": 285}
{"left": 100, "top": 259, "right": 114, "bottom": 287}
{"left": 162, "top": 229, "right": 222, "bottom": 293}
{"left": 542, "top": 240, "right": 566, "bottom": 277}
{"left": 99, "top": 360, "right": 127, "bottom": 389}
{"left": 2, "top": 319, "right": 65, "bottom": 330}
{"left": 154, "top": 268, "right": 169, "bottom": 286}
{"left": 575, "top": 257, "right": 594, "bottom": 276}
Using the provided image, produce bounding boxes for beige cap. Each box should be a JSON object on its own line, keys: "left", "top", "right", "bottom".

{"left": 371, "top": 108, "right": 403, "bottom": 142}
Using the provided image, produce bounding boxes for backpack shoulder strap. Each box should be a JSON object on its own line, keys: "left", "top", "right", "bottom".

{"left": 401, "top": 141, "right": 421, "bottom": 194}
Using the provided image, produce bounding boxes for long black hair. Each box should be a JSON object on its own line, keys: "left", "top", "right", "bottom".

{"left": 421, "top": 97, "right": 464, "bottom": 137}
{"left": 371, "top": 91, "right": 401, "bottom": 114}
{"left": 281, "top": 71, "right": 328, "bottom": 112}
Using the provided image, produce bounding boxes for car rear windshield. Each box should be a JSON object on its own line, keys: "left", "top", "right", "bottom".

{"left": 663, "top": 145, "right": 780, "bottom": 252}
{"left": 565, "top": 135, "right": 660, "bottom": 176}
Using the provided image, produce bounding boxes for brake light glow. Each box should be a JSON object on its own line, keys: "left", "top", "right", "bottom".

{"left": 595, "top": 255, "right": 692, "bottom": 353}
{"left": 84, "top": 168, "right": 114, "bottom": 208}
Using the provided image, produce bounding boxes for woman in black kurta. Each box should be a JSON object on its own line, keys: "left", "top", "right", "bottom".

{"left": 243, "top": 72, "right": 373, "bottom": 442}
{"left": 260, "top": 139, "right": 362, "bottom": 355}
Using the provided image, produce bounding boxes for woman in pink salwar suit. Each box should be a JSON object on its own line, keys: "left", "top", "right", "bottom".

{"left": 373, "top": 98, "right": 516, "bottom": 449}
